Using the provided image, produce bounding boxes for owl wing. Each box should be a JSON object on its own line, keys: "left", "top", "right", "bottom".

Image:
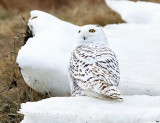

{"left": 94, "top": 48, "right": 120, "bottom": 86}
{"left": 87, "top": 48, "right": 122, "bottom": 99}
{"left": 80, "top": 48, "right": 120, "bottom": 95}
{"left": 81, "top": 47, "right": 120, "bottom": 95}
{"left": 69, "top": 46, "right": 121, "bottom": 99}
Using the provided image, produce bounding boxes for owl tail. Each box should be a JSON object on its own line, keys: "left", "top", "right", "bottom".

{"left": 104, "top": 86, "right": 123, "bottom": 101}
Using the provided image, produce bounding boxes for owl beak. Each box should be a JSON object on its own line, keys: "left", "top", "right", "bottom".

{"left": 83, "top": 36, "right": 86, "bottom": 40}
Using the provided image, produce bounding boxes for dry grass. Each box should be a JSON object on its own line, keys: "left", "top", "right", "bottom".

{"left": 0, "top": 7, "right": 51, "bottom": 121}
{"left": 0, "top": 0, "right": 159, "bottom": 122}
{"left": 0, "top": 16, "right": 48, "bottom": 122}
{"left": 0, "top": 0, "right": 125, "bottom": 26}
{"left": 49, "top": 0, "right": 125, "bottom": 26}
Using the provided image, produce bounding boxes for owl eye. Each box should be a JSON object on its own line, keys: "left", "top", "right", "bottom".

{"left": 78, "top": 30, "right": 81, "bottom": 33}
{"left": 89, "top": 29, "right": 95, "bottom": 33}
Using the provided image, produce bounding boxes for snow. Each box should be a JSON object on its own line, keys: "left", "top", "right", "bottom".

{"left": 20, "top": 96, "right": 160, "bottom": 123}
{"left": 104, "top": 23, "right": 160, "bottom": 95}
{"left": 17, "top": 10, "right": 78, "bottom": 96}
{"left": 104, "top": 0, "right": 160, "bottom": 95}
{"left": 19, "top": 1, "right": 160, "bottom": 122}
{"left": 106, "top": 0, "right": 160, "bottom": 24}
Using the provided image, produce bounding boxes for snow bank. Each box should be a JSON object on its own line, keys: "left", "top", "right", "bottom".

{"left": 104, "top": 0, "right": 160, "bottom": 95}
{"left": 17, "top": 10, "right": 78, "bottom": 96}
{"left": 104, "top": 23, "right": 160, "bottom": 95}
{"left": 106, "top": 0, "right": 160, "bottom": 24}
{"left": 19, "top": 96, "right": 160, "bottom": 123}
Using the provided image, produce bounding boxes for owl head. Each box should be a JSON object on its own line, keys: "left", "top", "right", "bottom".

{"left": 76, "top": 25, "right": 108, "bottom": 46}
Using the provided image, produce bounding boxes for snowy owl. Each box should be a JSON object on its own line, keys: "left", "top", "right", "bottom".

{"left": 69, "top": 25, "right": 123, "bottom": 100}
